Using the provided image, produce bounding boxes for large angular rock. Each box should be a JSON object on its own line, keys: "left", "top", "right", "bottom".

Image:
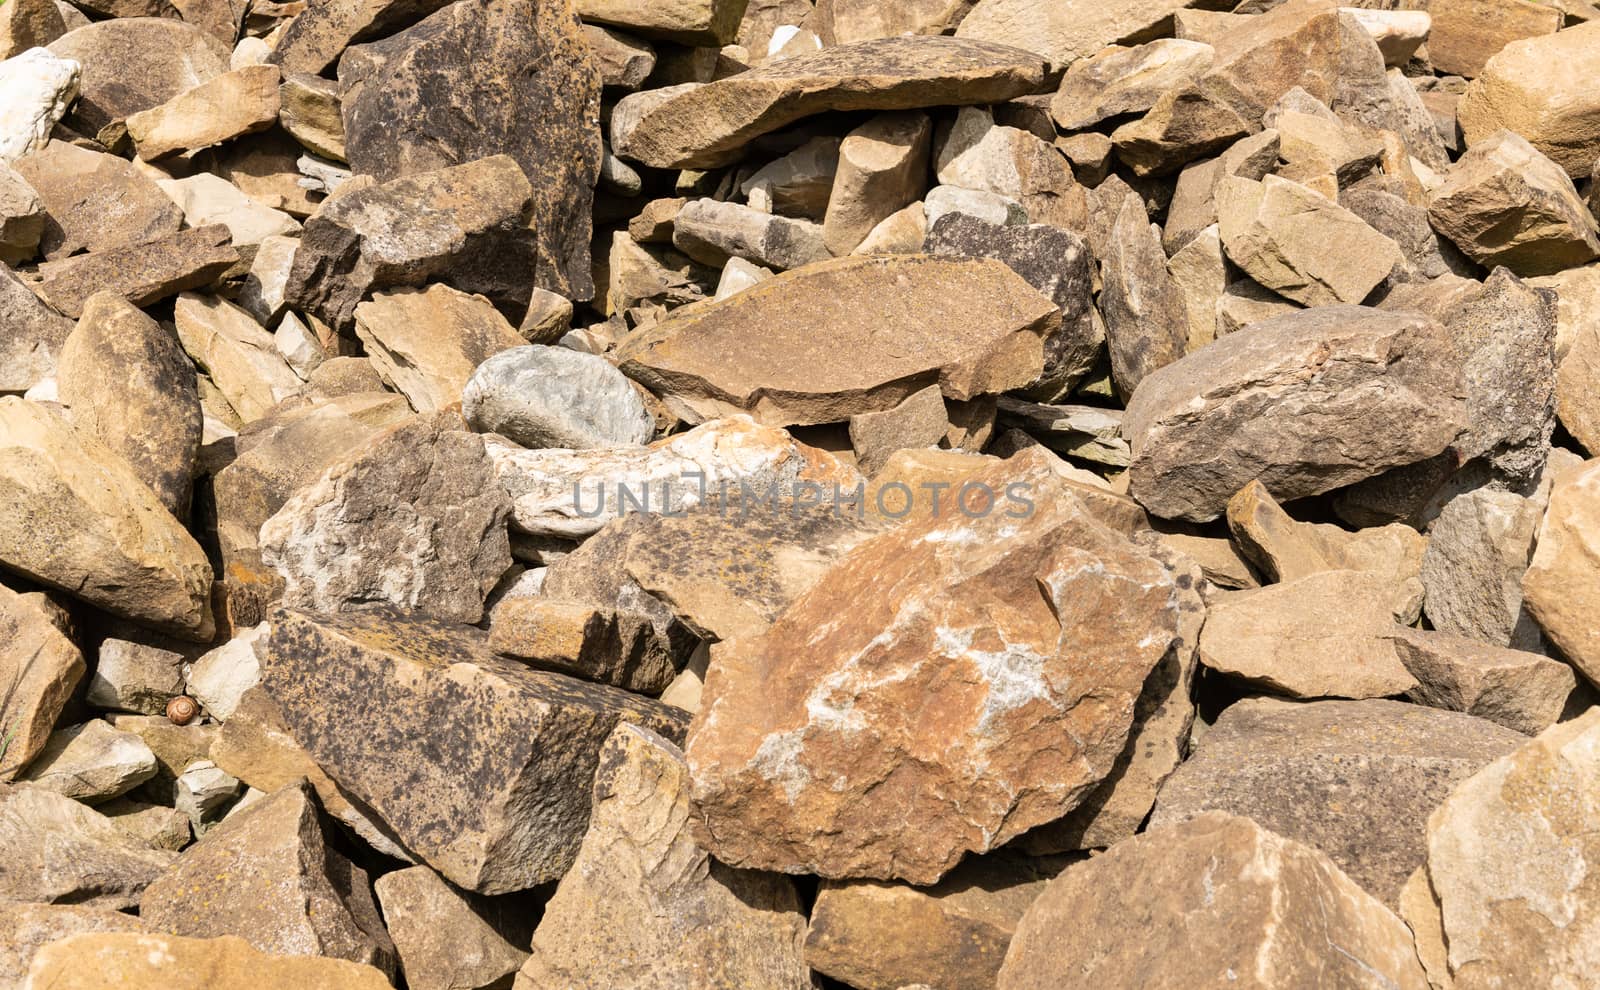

{"left": 1426, "top": 0, "right": 1560, "bottom": 79}
{"left": 58, "top": 293, "right": 201, "bottom": 515}
{"left": 126, "top": 64, "right": 279, "bottom": 160}
{"left": 11, "top": 141, "right": 182, "bottom": 259}
{"left": 284, "top": 155, "right": 535, "bottom": 332}
{"left": 1124, "top": 305, "right": 1468, "bottom": 522}
{"left": 86, "top": 635, "right": 187, "bottom": 717}
{"left": 463, "top": 345, "right": 655, "bottom": 451}
{"left": 48, "top": 19, "right": 228, "bottom": 140}
{"left": 1150, "top": 698, "right": 1524, "bottom": 907}
{"left": 824, "top": 111, "right": 931, "bottom": 257}
{"left": 1389, "top": 626, "right": 1576, "bottom": 736}
{"left": 352, "top": 284, "right": 526, "bottom": 413}
{"left": 262, "top": 608, "right": 689, "bottom": 893}
{"left": 618, "top": 36, "right": 1046, "bottom": 169}
{"left": 0, "top": 583, "right": 84, "bottom": 779}
{"left": 141, "top": 782, "right": 396, "bottom": 976}
{"left": 174, "top": 293, "right": 301, "bottom": 425}
{"left": 24, "top": 932, "right": 393, "bottom": 989}
{"left": 1458, "top": 21, "right": 1600, "bottom": 179}
{"left": 619, "top": 255, "right": 1055, "bottom": 427}
{"left": 686, "top": 450, "right": 1180, "bottom": 884}
{"left": 1100, "top": 192, "right": 1187, "bottom": 399}
{"left": 997, "top": 812, "right": 1429, "bottom": 989}
{"left": 338, "top": 0, "right": 601, "bottom": 300}
{"left": 260, "top": 411, "right": 511, "bottom": 626}
{"left": 956, "top": 0, "right": 1197, "bottom": 67}
{"left": 1051, "top": 39, "right": 1215, "bottom": 131}
{"left": 1226, "top": 479, "right": 1426, "bottom": 591}
{"left": 1421, "top": 487, "right": 1543, "bottom": 649}
{"left": 934, "top": 106, "right": 1086, "bottom": 232}
{"left": 576, "top": 0, "right": 746, "bottom": 45}
{"left": 268, "top": 0, "right": 455, "bottom": 75}
{"left": 0, "top": 904, "right": 147, "bottom": 989}
{"left": 0, "top": 782, "right": 176, "bottom": 908}
{"left": 375, "top": 866, "right": 530, "bottom": 990}
{"left": 17, "top": 720, "right": 157, "bottom": 803}
{"left": 670, "top": 197, "right": 830, "bottom": 271}
{"left": 0, "top": 398, "right": 213, "bottom": 639}
{"left": 35, "top": 225, "right": 238, "bottom": 320}
{"left": 516, "top": 724, "right": 810, "bottom": 989}
{"left": 1522, "top": 457, "right": 1600, "bottom": 684}
{"left": 0, "top": 263, "right": 71, "bottom": 394}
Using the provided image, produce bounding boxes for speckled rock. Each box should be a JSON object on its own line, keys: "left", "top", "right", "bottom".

{"left": 47, "top": 18, "right": 227, "bottom": 139}
{"left": 35, "top": 224, "right": 237, "bottom": 319}
{"left": 1421, "top": 487, "right": 1543, "bottom": 649}
{"left": 10, "top": 141, "right": 182, "bottom": 259}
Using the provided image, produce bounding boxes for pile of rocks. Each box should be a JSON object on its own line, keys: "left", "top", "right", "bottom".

{"left": 2, "top": 0, "right": 1600, "bottom": 986}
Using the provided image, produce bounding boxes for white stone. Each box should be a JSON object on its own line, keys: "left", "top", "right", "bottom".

{"left": 462, "top": 345, "right": 656, "bottom": 451}
{"left": 237, "top": 233, "right": 299, "bottom": 325}
{"left": 185, "top": 623, "right": 266, "bottom": 722}
{"left": 714, "top": 257, "right": 773, "bottom": 299}
{"left": 924, "top": 185, "right": 1027, "bottom": 228}
{"left": 0, "top": 48, "right": 78, "bottom": 162}
{"left": 273, "top": 312, "right": 326, "bottom": 380}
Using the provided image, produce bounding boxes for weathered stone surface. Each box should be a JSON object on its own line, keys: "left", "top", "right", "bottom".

{"left": 1151, "top": 698, "right": 1524, "bottom": 907}
{"left": 1226, "top": 479, "right": 1426, "bottom": 591}
{"left": 741, "top": 138, "right": 838, "bottom": 220}
{"left": 0, "top": 0, "right": 67, "bottom": 59}
{"left": 687, "top": 451, "right": 1179, "bottom": 884}
{"left": 1426, "top": 0, "right": 1560, "bottom": 79}
{"left": 619, "top": 255, "right": 1055, "bottom": 427}
{"left": 846, "top": 385, "right": 947, "bottom": 475}
{"left": 1543, "top": 267, "right": 1600, "bottom": 455}
{"left": 1161, "top": 130, "right": 1279, "bottom": 255}
{"left": 957, "top": 0, "right": 1195, "bottom": 67}
{"left": 35, "top": 225, "right": 238, "bottom": 320}
{"left": 924, "top": 185, "right": 1027, "bottom": 228}
{"left": 997, "top": 812, "right": 1429, "bottom": 989}
{"left": 0, "top": 47, "right": 77, "bottom": 162}
{"left": 338, "top": 0, "right": 601, "bottom": 300}
{"left": 1124, "top": 305, "right": 1468, "bottom": 522}
{"left": 463, "top": 345, "right": 655, "bottom": 451}
{"left": 174, "top": 759, "right": 241, "bottom": 832}
{"left": 1101, "top": 192, "right": 1187, "bottom": 399}
{"left": 1451, "top": 712, "right": 1600, "bottom": 989}
{"left": 1110, "top": 84, "right": 1252, "bottom": 178}
{"left": 823, "top": 111, "right": 931, "bottom": 257}
{"left": 11, "top": 141, "right": 182, "bottom": 260}
{"left": 48, "top": 19, "right": 227, "bottom": 139}
{"left": 0, "top": 583, "right": 83, "bottom": 779}
{"left": 1198, "top": 570, "right": 1422, "bottom": 700}
{"left": 0, "top": 263, "right": 70, "bottom": 394}
{"left": 618, "top": 37, "right": 1046, "bottom": 169}
{"left": 0, "top": 782, "right": 176, "bottom": 908}
{"left": 517, "top": 724, "right": 810, "bottom": 989}
{"left": 375, "top": 866, "right": 530, "bottom": 990}
{"left": 24, "top": 932, "right": 393, "bottom": 989}
{"left": 671, "top": 198, "right": 831, "bottom": 271}
{"left": 0, "top": 398, "right": 214, "bottom": 639}
{"left": 173, "top": 293, "right": 300, "bottom": 425}
{"left": 577, "top": 0, "right": 746, "bottom": 44}
{"left": 0, "top": 904, "right": 147, "bottom": 989}
{"left": 17, "top": 720, "right": 157, "bottom": 804}
{"left": 100, "top": 797, "right": 189, "bottom": 851}
{"left": 263, "top": 608, "right": 689, "bottom": 893}
{"left": 260, "top": 412, "right": 511, "bottom": 626}
{"left": 1458, "top": 21, "right": 1600, "bottom": 179}
{"left": 278, "top": 72, "right": 344, "bottom": 160}
{"left": 583, "top": 23, "right": 655, "bottom": 89}
{"left": 352, "top": 284, "right": 526, "bottom": 413}
{"left": 86, "top": 637, "right": 186, "bottom": 716}
{"left": 186, "top": 625, "right": 265, "bottom": 722}
{"left": 141, "top": 782, "right": 396, "bottom": 976}
{"left": 283, "top": 155, "right": 536, "bottom": 332}
{"left": 1422, "top": 487, "right": 1543, "bottom": 650}
{"left": 157, "top": 173, "right": 301, "bottom": 251}
{"left": 58, "top": 293, "right": 201, "bottom": 515}
{"left": 1523, "top": 457, "right": 1600, "bottom": 684}
{"left": 1427, "top": 130, "right": 1600, "bottom": 276}
{"left": 1389, "top": 626, "right": 1575, "bottom": 736}
{"left": 267, "top": 0, "right": 454, "bottom": 76}
{"left": 1051, "top": 39, "right": 1214, "bottom": 131}
{"left": 126, "top": 64, "right": 279, "bottom": 160}
{"left": 934, "top": 107, "right": 1086, "bottom": 232}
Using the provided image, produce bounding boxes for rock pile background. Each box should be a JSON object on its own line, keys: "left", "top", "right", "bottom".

{"left": 2, "top": 0, "right": 1600, "bottom": 986}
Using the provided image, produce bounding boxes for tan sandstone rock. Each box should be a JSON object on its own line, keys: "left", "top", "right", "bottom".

{"left": 23, "top": 932, "right": 393, "bottom": 989}
{"left": 1522, "top": 457, "right": 1600, "bottom": 684}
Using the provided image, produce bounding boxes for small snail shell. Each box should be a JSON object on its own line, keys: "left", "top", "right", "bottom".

{"left": 166, "top": 695, "right": 200, "bottom": 726}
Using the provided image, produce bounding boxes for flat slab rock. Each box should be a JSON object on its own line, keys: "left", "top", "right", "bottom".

{"left": 618, "top": 254, "right": 1057, "bottom": 427}
{"left": 35, "top": 224, "right": 238, "bottom": 319}
{"left": 0, "top": 782, "right": 176, "bottom": 909}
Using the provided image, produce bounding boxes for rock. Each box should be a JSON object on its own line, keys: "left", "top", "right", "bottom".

{"left": 686, "top": 450, "right": 1180, "bottom": 884}
{"left": 823, "top": 111, "right": 931, "bottom": 257}
{"left": 57, "top": 293, "right": 202, "bottom": 516}
{"left": 933, "top": 106, "right": 1085, "bottom": 232}
{"left": 1109, "top": 85, "right": 1252, "bottom": 178}
{"left": 1217, "top": 175, "right": 1404, "bottom": 307}
{"left": 1340, "top": 183, "right": 1453, "bottom": 281}
{"left": 518, "top": 287, "right": 574, "bottom": 344}
{"left": 186, "top": 625, "right": 265, "bottom": 721}
{"left": 583, "top": 23, "right": 655, "bottom": 89}
{"left": 1389, "top": 626, "right": 1576, "bottom": 736}
{"left": 923, "top": 184, "right": 1027, "bottom": 228}
{"left": 338, "top": 0, "right": 601, "bottom": 301}
{"left": 671, "top": 197, "right": 831, "bottom": 271}
{"left": 0, "top": 904, "right": 147, "bottom": 989}
{"left": 619, "top": 255, "right": 1055, "bottom": 427}
{"left": 1100, "top": 192, "right": 1187, "bottom": 399}
{"left": 126, "top": 64, "right": 279, "bottom": 160}
{"left": 141, "top": 781, "right": 397, "bottom": 975}
{"left": 463, "top": 345, "right": 654, "bottom": 451}
{"left": 11, "top": 141, "right": 183, "bottom": 260}
{"left": 0, "top": 160, "right": 42, "bottom": 264}
{"left": 283, "top": 155, "right": 535, "bottom": 332}
{"left": 260, "top": 412, "right": 511, "bottom": 626}
{"left": 157, "top": 173, "right": 301, "bottom": 251}
{"left": 1271, "top": 105, "right": 1384, "bottom": 187}
{"left": 173, "top": 759, "right": 242, "bottom": 831}
{"left": 17, "top": 720, "right": 157, "bottom": 804}
{"left": 0, "top": 397, "right": 214, "bottom": 639}
{"left": 23, "top": 932, "right": 393, "bottom": 989}
{"left": 1162, "top": 130, "right": 1280, "bottom": 254}
{"left": 0, "top": 47, "right": 78, "bottom": 162}
{"left": 846, "top": 385, "right": 946, "bottom": 475}
{"left": 995, "top": 399, "right": 1127, "bottom": 469}
{"left": 238, "top": 236, "right": 300, "bottom": 327}
{"left": 957, "top": 0, "right": 1196, "bottom": 67}
{"left": 35, "top": 225, "right": 238, "bottom": 320}
{"left": 1344, "top": 8, "right": 1429, "bottom": 67}
{"left": 1051, "top": 39, "right": 1215, "bottom": 132}
{"left": 1197, "top": 570, "right": 1422, "bottom": 699}
{"left": 714, "top": 256, "right": 773, "bottom": 298}
{"left": 1421, "top": 487, "right": 1543, "bottom": 650}
{"left": 48, "top": 19, "right": 228, "bottom": 140}
{"left": 352, "top": 284, "right": 526, "bottom": 413}
{"left": 1453, "top": 269, "right": 1561, "bottom": 486}
{"left": 618, "top": 37, "right": 1046, "bottom": 169}
{"left": 516, "top": 724, "right": 810, "bottom": 989}
{"left": 1225, "top": 479, "right": 1426, "bottom": 590}
{"left": 1457, "top": 21, "right": 1600, "bottom": 179}
{"left": 0, "top": 782, "right": 175, "bottom": 908}
{"left": 1150, "top": 698, "right": 1524, "bottom": 907}
{"left": 263, "top": 607, "right": 689, "bottom": 893}
{"left": 997, "top": 812, "right": 1429, "bottom": 989}
{"left": 1124, "top": 305, "right": 1468, "bottom": 522}
{"left": 739, "top": 138, "right": 838, "bottom": 220}
{"left": 577, "top": 0, "right": 745, "bottom": 44}
{"left": 0, "top": 0, "right": 67, "bottom": 59}
{"left": 1426, "top": 129, "right": 1600, "bottom": 276}
{"left": 1522, "top": 457, "right": 1600, "bottom": 684}
{"left": 278, "top": 72, "right": 344, "bottom": 160}
{"left": 173, "top": 293, "right": 301, "bottom": 425}
{"left": 85, "top": 637, "right": 186, "bottom": 716}
{"left": 1426, "top": 0, "right": 1559, "bottom": 79}
{"left": 0, "top": 262, "right": 70, "bottom": 393}
{"left": 375, "top": 866, "right": 530, "bottom": 990}
{"left": 0, "top": 583, "right": 83, "bottom": 779}
{"left": 267, "top": 0, "right": 454, "bottom": 75}
{"left": 1424, "top": 709, "right": 1600, "bottom": 986}
{"left": 99, "top": 797, "right": 190, "bottom": 850}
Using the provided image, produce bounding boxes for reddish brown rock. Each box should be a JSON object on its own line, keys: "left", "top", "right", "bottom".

{"left": 35, "top": 225, "right": 238, "bottom": 320}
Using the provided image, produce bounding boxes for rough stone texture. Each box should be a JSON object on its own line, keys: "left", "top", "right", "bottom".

{"left": 516, "top": 724, "right": 810, "bottom": 990}
{"left": 0, "top": 904, "right": 148, "bottom": 989}
{"left": 578, "top": 0, "right": 746, "bottom": 44}
{"left": 0, "top": 583, "right": 84, "bottom": 779}
{"left": 1101, "top": 193, "right": 1187, "bottom": 400}
{"left": 278, "top": 73, "right": 344, "bottom": 160}
{"left": 0, "top": 397, "right": 214, "bottom": 639}
{"left": 687, "top": 450, "right": 1180, "bottom": 884}
{"left": 11, "top": 141, "right": 182, "bottom": 260}
{"left": 0, "top": 0, "right": 67, "bottom": 59}
{"left": 0, "top": 782, "right": 176, "bottom": 908}
{"left": 488, "top": 588, "right": 694, "bottom": 696}
{"left": 741, "top": 138, "right": 838, "bottom": 220}
{"left": 338, "top": 0, "right": 601, "bottom": 301}
{"left": 997, "top": 812, "right": 1430, "bottom": 990}
{"left": 1427, "top": 130, "right": 1600, "bottom": 276}
{"left": 619, "top": 255, "right": 1055, "bottom": 427}
{"left": 1150, "top": 698, "right": 1524, "bottom": 908}
{"left": 823, "top": 111, "right": 931, "bottom": 257}
{"left": 1421, "top": 487, "right": 1543, "bottom": 650}
{"left": 260, "top": 411, "right": 512, "bottom": 626}
{"left": 352, "top": 284, "right": 526, "bottom": 413}
{"left": 847, "top": 385, "right": 947, "bottom": 476}
{"left": 375, "top": 865, "right": 530, "bottom": 990}
{"left": 1124, "top": 305, "right": 1468, "bottom": 522}
{"left": 262, "top": 607, "right": 689, "bottom": 893}
{"left": 126, "top": 64, "right": 279, "bottom": 160}
{"left": 58, "top": 293, "right": 201, "bottom": 515}
{"left": 140, "top": 782, "right": 397, "bottom": 976}
{"left": 48, "top": 19, "right": 228, "bottom": 140}
{"left": 157, "top": 172, "right": 301, "bottom": 251}
{"left": 23, "top": 932, "right": 393, "bottom": 989}
{"left": 35, "top": 224, "right": 236, "bottom": 320}
{"left": 1052, "top": 39, "right": 1214, "bottom": 132}
{"left": 1457, "top": 21, "right": 1600, "bottom": 179}
{"left": 617, "top": 37, "right": 1046, "bottom": 169}
{"left": 17, "top": 720, "right": 156, "bottom": 804}
{"left": 1522, "top": 457, "right": 1600, "bottom": 684}
{"left": 0, "top": 47, "right": 78, "bottom": 162}
{"left": 283, "top": 155, "right": 536, "bottom": 332}
{"left": 1110, "top": 84, "right": 1251, "bottom": 178}
{"left": 1547, "top": 271, "right": 1600, "bottom": 456}
{"left": 1450, "top": 712, "right": 1600, "bottom": 989}
{"left": 0, "top": 262, "right": 70, "bottom": 394}
{"left": 1389, "top": 626, "right": 1576, "bottom": 736}
{"left": 174, "top": 292, "right": 301, "bottom": 425}
{"left": 583, "top": 24, "right": 655, "bottom": 89}
{"left": 1226, "top": 479, "right": 1426, "bottom": 592}
{"left": 957, "top": 0, "right": 1196, "bottom": 67}
{"left": 186, "top": 624, "right": 265, "bottom": 721}
{"left": 671, "top": 198, "right": 831, "bottom": 271}
{"left": 85, "top": 637, "right": 186, "bottom": 716}
{"left": 267, "top": 0, "right": 456, "bottom": 76}
{"left": 934, "top": 106, "right": 1086, "bottom": 233}
{"left": 1426, "top": 0, "right": 1560, "bottom": 79}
